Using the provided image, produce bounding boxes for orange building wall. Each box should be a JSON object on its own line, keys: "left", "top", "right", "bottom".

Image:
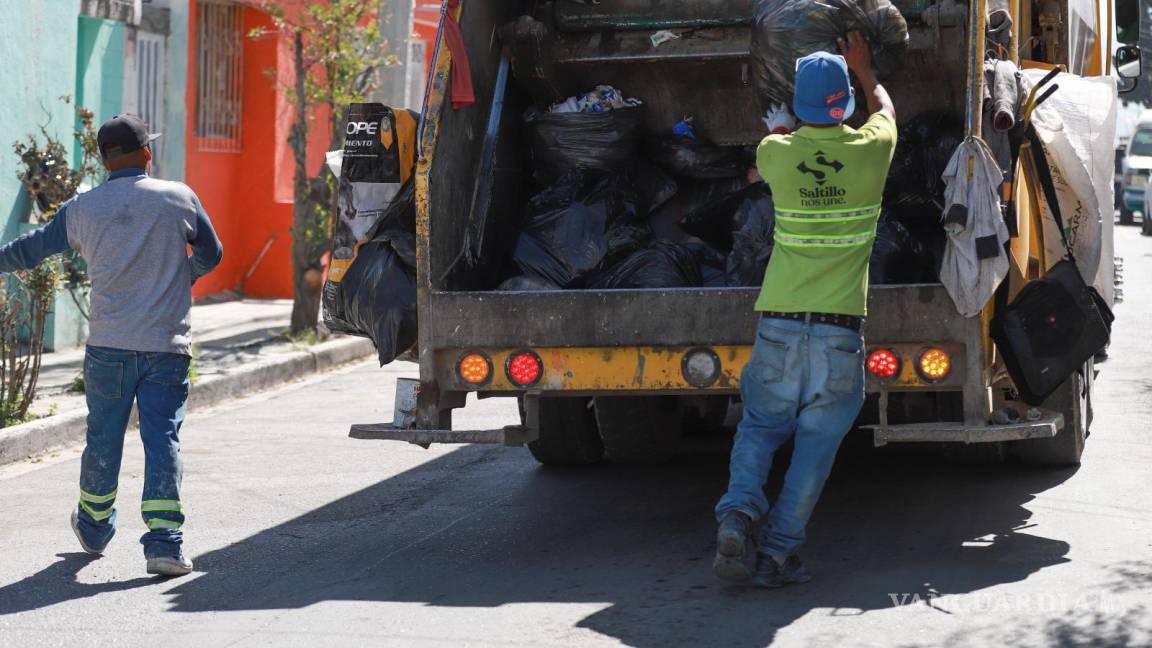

{"left": 186, "top": 3, "right": 330, "bottom": 299}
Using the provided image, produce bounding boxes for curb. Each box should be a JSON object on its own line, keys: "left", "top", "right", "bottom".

{"left": 0, "top": 336, "right": 376, "bottom": 467}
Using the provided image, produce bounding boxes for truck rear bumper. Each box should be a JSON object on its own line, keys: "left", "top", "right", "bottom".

{"left": 865, "top": 412, "right": 1064, "bottom": 446}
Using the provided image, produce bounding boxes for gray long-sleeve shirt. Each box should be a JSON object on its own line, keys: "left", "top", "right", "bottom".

{"left": 0, "top": 168, "right": 223, "bottom": 356}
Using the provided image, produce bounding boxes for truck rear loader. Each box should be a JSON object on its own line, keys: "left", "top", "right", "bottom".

{"left": 352, "top": 0, "right": 1128, "bottom": 467}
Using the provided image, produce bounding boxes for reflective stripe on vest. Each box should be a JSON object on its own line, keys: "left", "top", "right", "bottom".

{"left": 775, "top": 204, "right": 881, "bottom": 223}
{"left": 774, "top": 204, "right": 879, "bottom": 248}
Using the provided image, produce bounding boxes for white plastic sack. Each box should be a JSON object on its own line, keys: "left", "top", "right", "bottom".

{"left": 940, "top": 137, "right": 1011, "bottom": 317}
{"left": 1022, "top": 70, "right": 1117, "bottom": 304}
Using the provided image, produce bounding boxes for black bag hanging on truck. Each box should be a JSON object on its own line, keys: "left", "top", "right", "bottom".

{"left": 322, "top": 103, "right": 420, "bottom": 364}
{"left": 513, "top": 169, "right": 645, "bottom": 288}
{"left": 991, "top": 121, "right": 1114, "bottom": 405}
{"left": 751, "top": 0, "right": 909, "bottom": 112}
{"left": 334, "top": 237, "right": 418, "bottom": 366}
{"left": 990, "top": 259, "right": 1112, "bottom": 405}
{"left": 526, "top": 99, "right": 644, "bottom": 185}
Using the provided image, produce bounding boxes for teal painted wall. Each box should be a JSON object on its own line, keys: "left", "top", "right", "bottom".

{"left": 161, "top": 2, "right": 190, "bottom": 182}
{"left": 0, "top": 2, "right": 88, "bottom": 352}
{"left": 76, "top": 16, "right": 126, "bottom": 159}
{"left": 1, "top": 1, "right": 80, "bottom": 243}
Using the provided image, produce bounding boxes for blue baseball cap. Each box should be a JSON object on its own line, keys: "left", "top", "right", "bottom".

{"left": 793, "top": 51, "right": 856, "bottom": 125}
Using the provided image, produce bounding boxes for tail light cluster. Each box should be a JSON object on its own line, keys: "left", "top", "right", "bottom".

{"left": 867, "top": 347, "right": 952, "bottom": 383}
{"left": 456, "top": 350, "right": 543, "bottom": 388}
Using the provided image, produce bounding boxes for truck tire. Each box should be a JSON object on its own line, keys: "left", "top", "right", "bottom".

{"left": 524, "top": 397, "right": 604, "bottom": 466}
{"left": 594, "top": 396, "right": 683, "bottom": 464}
{"left": 1120, "top": 205, "right": 1135, "bottom": 226}
{"left": 1016, "top": 361, "right": 1091, "bottom": 466}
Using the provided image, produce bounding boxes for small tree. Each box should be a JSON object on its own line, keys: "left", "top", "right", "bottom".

{"left": 3, "top": 96, "right": 96, "bottom": 425}
{"left": 252, "top": 0, "right": 394, "bottom": 333}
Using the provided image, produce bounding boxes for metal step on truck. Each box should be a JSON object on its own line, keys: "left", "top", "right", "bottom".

{"left": 352, "top": 0, "right": 1125, "bottom": 467}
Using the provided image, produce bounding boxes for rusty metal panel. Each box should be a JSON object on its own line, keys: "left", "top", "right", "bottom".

{"left": 426, "top": 285, "right": 977, "bottom": 348}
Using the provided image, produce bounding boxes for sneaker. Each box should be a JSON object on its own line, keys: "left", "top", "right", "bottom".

{"left": 146, "top": 555, "right": 194, "bottom": 577}
{"left": 70, "top": 509, "right": 110, "bottom": 555}
{"left": 751, "top": 553, "right": 813, "bottom": 588}
{"left": 713, "top": 512, "right": 754, "bottom": 582}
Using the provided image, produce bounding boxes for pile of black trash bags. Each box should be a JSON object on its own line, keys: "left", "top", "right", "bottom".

{"left": 507, "top": 97, "right": 954, "bottom": 292}
{"left": 508, "top": 102, "right": 776, "bottom": 291}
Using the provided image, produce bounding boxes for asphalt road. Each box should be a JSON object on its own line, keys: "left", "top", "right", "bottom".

{"left": 2, "top": 226, "right": 1152, "bottom": 648}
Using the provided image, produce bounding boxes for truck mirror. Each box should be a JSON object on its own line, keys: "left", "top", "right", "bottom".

{"left": 1116, "top": 45, "right": 1142, "bottom": 94}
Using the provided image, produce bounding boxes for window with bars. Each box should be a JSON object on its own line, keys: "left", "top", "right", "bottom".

{"left": 195, "top": 0, "right": 243, "bottom": 150}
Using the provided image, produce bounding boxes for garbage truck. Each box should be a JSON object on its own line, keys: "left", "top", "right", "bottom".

{"left": 351, "top": 0, "right": 1128, "bottom": 467}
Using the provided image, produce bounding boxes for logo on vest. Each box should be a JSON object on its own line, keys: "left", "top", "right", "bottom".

{"left": 796, "top": 150, "right": 847, "bottom": 208}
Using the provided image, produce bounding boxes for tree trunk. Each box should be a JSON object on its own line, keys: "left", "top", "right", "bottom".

{"left": 289, "top": 31, "right": 321, "bottom": 334}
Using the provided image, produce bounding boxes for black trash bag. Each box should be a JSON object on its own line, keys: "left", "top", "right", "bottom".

{"left": 365, "top": 183, "right": 417, "bottom": 268}
{"left": 633, "top": 161, "right": 679, "bottom": 213}
{"left": 498, "top": 275, "right": 559, "bottom": 291}
{"left": 324, "top": 182, "right": 418, "bottom": 365}
{"left": 325, "top": 240, "right": 417, "bottom": 366}
{"left": 587, "top": 240, "right": 703, "bottom": 289}
{"left": 899, "top": 216, "right": 947, "bottom": 282}
{"left": 726, "top": 186, "right": 777, "bottom": 287}
{"left": 671, "top": 177, "right": 755, "bottom": 248}
{"left": 526, "top": 105, "right": 644, "bottom": 185}
{"left": 685, "top": 241, "right": 730, "bottom": 288}
{"left": 513, "top": 170, "right": 645, "bottom": 288}
{"left": 869, "top": 216, "right": 927, "bottom": 285}
{"left": 751, "top": 0, "right": 909, "bottom": 112}
{"left": 646, "top": 126, "right": 749, "bottom": 179}
{"left": 884, "top": 113, "right": 964, "bottom": 214}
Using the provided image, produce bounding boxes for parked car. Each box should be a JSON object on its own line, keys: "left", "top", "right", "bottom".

{"left": 1122, "top": 124, "right": 1152, "bottom": 225}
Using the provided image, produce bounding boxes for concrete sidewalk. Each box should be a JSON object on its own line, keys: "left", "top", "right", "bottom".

{"left": 0, "top": 299, "right": 377, "bottom": 467}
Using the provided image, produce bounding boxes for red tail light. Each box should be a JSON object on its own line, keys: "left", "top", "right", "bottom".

{"left": 506, "top": 351, "right": 543, "bottom": 387}
{"left": 866, "top": 349, "right": 901, "bottom": 380}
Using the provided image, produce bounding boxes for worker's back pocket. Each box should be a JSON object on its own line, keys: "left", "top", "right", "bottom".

{"left": 746, "top": 334, "right": 790, "bottom": 386}
{"left": 85, "top": 355, "right": 125, "bottom": 401}
{"left": 825, "top": 347, "right": 863, "bottom": 396}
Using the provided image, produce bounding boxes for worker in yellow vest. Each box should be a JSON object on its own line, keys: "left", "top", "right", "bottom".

{"left": 714, "top": 32, "right": 897, "bottom": 588}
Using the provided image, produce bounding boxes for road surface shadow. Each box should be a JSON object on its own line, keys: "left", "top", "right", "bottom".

{"left": 159, "top": 443, "right": 1092, "bottom": 647}
{"left": 0, "top": 553, "right": 157, "bottom": 615}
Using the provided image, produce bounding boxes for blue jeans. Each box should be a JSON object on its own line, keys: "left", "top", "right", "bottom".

{"left": 715, "top": 317, "right": 866, "bottom": 559}
{"left": 74, "top": 346, "right": 191, "bottom": 559}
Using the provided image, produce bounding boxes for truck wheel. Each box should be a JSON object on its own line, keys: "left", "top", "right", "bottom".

{"left": 594, "top": 396, "right": 683, "bottom": 464}
{"left": 1016, "top": 361, "right": 1091, "bottom": 467}
{"left": 1120, "top": 205, "right": 1135, "bottom": 226}
{"left": 524, "top": 397, "right": 604, "bottom": 466}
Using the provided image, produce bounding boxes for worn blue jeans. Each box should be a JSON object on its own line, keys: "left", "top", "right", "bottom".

{"left": 715, "top": 316, "right": 866, "bottom": 559}
{"left": 74, "top": 346, "right": 190, "bottom": 559}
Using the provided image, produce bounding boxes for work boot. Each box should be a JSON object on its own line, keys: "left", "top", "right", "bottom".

{"left": 751, "top": 553, "right": 813, "bottom": 588}
{"left": 146, "top": 554, "right": 194, "bottom": 577}
{"left": 713, "top": 512, "right": 754, "bottom": 582}
{"left": 70, "top": 509, "right": 112, "bottom": 555}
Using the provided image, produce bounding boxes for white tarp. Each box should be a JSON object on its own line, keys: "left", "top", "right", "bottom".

{"left": 1022, "top": 70, "right": 1118, "bottom": 305}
